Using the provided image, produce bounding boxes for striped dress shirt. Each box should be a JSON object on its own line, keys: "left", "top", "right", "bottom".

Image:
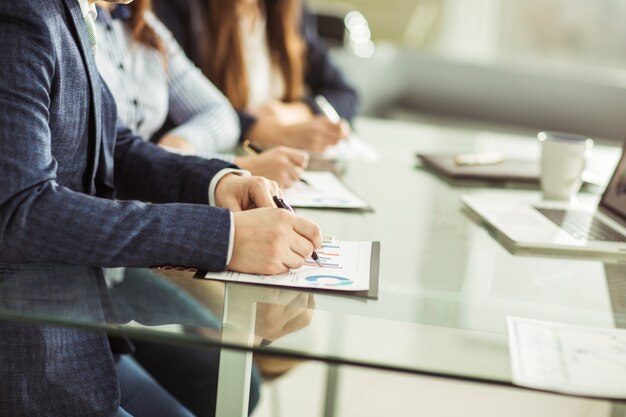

{"left": 95, "top": 6, "right": 239, "bottom": 161}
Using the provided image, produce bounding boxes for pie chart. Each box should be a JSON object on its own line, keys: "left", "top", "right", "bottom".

{"left": 305, "top": 275, "right": 353, "bottom": 287}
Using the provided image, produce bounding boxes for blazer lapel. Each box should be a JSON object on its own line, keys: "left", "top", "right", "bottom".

{"left": 62, "top": 0, "right": 103, "bottom": 196}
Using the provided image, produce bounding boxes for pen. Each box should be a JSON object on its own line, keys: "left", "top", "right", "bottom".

{"left": 272, "top": 195, "right": 324, "bottom": 268}
{"left": 242, "top": 140, "right": 310, "bottom": 186}
{"left": 314, "top": 95, "right": 341, "bottom": 123}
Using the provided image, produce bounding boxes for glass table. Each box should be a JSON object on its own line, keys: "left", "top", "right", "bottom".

{"left": 1, "top": 116, "right": 623, "bottom": 417}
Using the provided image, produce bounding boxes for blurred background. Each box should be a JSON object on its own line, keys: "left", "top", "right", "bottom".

{"left": 248, "top": 3, "right": 626, "bottom": 416}
{"left": 310, "top": 0, "right": 626, "bottom": 142}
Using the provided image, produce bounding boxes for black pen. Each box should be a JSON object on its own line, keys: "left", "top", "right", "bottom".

{"left": 242, "top": 140, "right": 310, "bottom": 186}
{"left": 272, "top": 195, "right": 324, "bottom": 268}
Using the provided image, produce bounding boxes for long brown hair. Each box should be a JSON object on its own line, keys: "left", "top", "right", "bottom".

{"left": 126, "top": 0, "right": 165, "bottom": 54}
{"left": 204, "top": 0, "right": 306, "bottom": 110}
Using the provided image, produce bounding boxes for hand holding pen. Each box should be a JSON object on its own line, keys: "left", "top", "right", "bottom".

{"left": 244, "top": 98, "right": 346, "bottom": 152}
{"left": 227, "top": 204, "right": 323, "bottom": 274}
{"left": 273, "top": 195, "right": 324, "bottom": 267}
{"left": 243, "top": 140, "right": 309, "bottom": 188}
{"left": 315, "top": 95, "right": 351, "bottom": 140}
{"left": 236, "top": 141, "right": 310, "bottom": 188}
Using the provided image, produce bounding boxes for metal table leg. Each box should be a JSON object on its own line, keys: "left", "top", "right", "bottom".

{"left": 215, "top": 285, "right": 256, "bottom": 417}
{"left": 323, "top": 364, "right": 340, "bottom": 417}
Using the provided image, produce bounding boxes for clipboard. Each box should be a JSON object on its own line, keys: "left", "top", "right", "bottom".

{"left": 285, "top": 172, "right": 374, "bottom": 212}
{"left": 417, "top": 153, "right": 539, "bottom": 183}
{"left": 195, "top": 241, "right": 380, "bottom": 299}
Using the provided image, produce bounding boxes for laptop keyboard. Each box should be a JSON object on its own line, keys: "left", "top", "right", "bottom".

{"left": 535, "top": 208, "right": 626, "bottom": 242}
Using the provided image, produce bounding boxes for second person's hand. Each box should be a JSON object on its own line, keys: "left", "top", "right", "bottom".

{"left": 248, "top": 116, "right": 346, "bottom": 153}
{"left": 234, "top": 146, "right": 309, "bottom": 189}
{"left": 214, "top": 174, "right": 280, "bottom": 211}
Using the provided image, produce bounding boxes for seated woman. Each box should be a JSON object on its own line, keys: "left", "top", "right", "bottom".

{"left": 95, "top": 0, "right": 308, "bottom": 189}
{"left": 153, "top": 0, "right": 360, "bottom": 153}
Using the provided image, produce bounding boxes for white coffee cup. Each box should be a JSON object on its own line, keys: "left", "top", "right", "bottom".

{"left": 538, "top": 131, "right": 593, "bottom": 201}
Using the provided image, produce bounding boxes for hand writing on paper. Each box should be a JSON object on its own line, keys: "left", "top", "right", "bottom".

{"left": 234, "top": 146, "right": 309, "bottom": 189}
{"left": 251, "top": 100, "right": 314, "bottom": 125}
{"left": 228, "top": 208, "right": 322, "bottom": 275}
{"left": 248, "top": 116, "right": 347, "bottom": 153}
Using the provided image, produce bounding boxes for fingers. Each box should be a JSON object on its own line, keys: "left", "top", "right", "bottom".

{"left": 289, "top": 232, "right": 315, "bottom": 259}
{"left": 285, "top": 165, "right": 302, "bottom": 184}
{"left": 305, "top": 118, "right": 344, "bottom": 152}
{"left": 291, "top": 216, "right": 323, "bottom": 250}
{"left": 271, "top": 179, "right": 283, "bottom": 198}
{"left": 282, "top": 147, "right": 309, "bottom": 168}
{"left": 339, "top": 120, "right": 351, "bottom": 139}
{"left": 269, "top": 151, "right": 303, "bottom": 185}
{"left": 228, "top": 208, "right": 323, "bottom": 276}
{"left": 249, "top": 177, "right": 279, "bottom": 208}
{"left": 283, "top": 248, "right": 306, "bottom": 270}
{"left": 317, "top": 120, "right": 343, "bottom": 143}
{"left": 276, "top": 211, "right": 319, "bottom": 269}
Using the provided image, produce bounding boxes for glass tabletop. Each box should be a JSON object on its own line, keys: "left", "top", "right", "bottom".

{"left": 1, "top": 116, "right": 623, "bottom": 398}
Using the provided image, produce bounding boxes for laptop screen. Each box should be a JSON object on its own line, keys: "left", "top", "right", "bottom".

{"left": 601, "top": 144, "right": 626, "bottom": 223}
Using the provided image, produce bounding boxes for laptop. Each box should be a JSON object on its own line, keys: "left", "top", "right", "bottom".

{"left": 462, "top": 144, "right": 626, "bottom": 257}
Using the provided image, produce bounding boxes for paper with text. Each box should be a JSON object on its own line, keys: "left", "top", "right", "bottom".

{"left": 321, "top": 134, "right": 379, "bottom": 162}
{"left": 508, "top": 317, "right": 626, "bottom": 398}
{"left": 285, "top": 172, "right": 369, "bottom": 209}
{"left": 204, "top": 241, "right": 372, "bottom": 292}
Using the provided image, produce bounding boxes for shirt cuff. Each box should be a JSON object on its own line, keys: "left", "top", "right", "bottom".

{"left": 227, "top": 212, "right": 235, "bottom": 265}
{"left": 208, "top": 168, "right": 251, "bottom": 207}
{"left": 208, "top": 168, "right": 251, "bottom": 267}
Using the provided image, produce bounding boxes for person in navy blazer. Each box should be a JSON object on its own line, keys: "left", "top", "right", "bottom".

{"left": 0, "top": 0, "right": 322, "bottom": 415}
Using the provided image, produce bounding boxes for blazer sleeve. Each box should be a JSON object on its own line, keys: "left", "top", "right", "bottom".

{"left": 300, "top": 5, "right": 360, "bottom": 122}
{"left": 0, "top": 7, "right": 232, "bottom": 271}
{"left": 144, "top": 13, "right": 241, "bottom": 157}
{"left": 113, "top": 121, "right": 236, "bottom": 204}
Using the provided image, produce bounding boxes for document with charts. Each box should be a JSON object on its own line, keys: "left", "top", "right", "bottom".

{"left": 203, "top": 241, "right": 377, "bottom": 292}
{"left": 508, "top": 317, "right": 626, "bottom": 398}
{"left": 284, "top": 172, "right": 370, "bottom": 210}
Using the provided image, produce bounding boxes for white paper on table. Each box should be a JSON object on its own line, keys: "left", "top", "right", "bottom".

{"left": 204, "top": 241, "right": 372, "bottom": 292}
{"left": 285, "top": 172, "right": 370, "bottom": 210}
{"left": 320, "top": 134, "right": 379, "bottom": 162}
{"left": 507, "top": 316, "right": 626, "bottom": 398}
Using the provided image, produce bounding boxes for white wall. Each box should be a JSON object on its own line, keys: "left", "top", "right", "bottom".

{"left": 332, "top": 47, "right": 626, "bottom": 142}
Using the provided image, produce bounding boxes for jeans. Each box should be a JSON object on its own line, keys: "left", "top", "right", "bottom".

{"left": 110, "top": 268, "right": 261, "bottom": 417}
{"left": 116, "top": 356, "right": 194, "bottom": 417}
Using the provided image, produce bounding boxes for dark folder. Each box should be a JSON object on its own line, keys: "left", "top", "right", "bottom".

{"left": 417, "top": 153, "right": 539, "bottom": 183}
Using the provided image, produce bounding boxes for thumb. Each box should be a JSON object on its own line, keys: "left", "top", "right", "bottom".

{"left": 285, "top": 149, "right": 309, "bottom": 168}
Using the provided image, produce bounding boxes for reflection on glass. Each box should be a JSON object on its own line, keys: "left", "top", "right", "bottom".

{"left": 223, "top": 285, "right": 316, "bottom": 347}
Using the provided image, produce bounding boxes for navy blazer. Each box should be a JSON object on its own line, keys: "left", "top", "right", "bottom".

{"left": 153, "top": 0, "right": 360, "bottom": 140}
{"left": 0, "top": 0, "right": 236, "bottom": 414}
